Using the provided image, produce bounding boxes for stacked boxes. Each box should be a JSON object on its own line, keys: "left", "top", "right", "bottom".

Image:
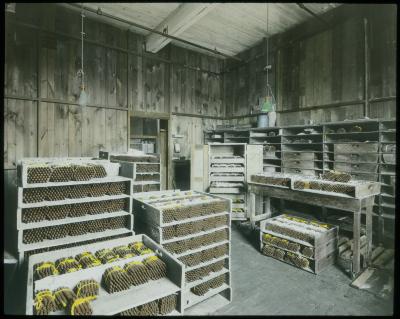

{"left": 16, "top": 158, "right": 133, "bottom": 262}
{"left": 260, "top": 214, "right": 338, "bottom": 274}
{"left": 99, "top": 151, "right": 161, "bottom": 193}
{"left": 208, "top": 144, "right": 247, "bottom": 221}
{"left": 132, "top": 190, "right": 232, "bottom": 311}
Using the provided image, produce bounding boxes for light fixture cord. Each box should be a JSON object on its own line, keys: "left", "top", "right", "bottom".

{"left": 81, "top": 3, "right": 84, "bottom": 89}
{"left": 266, "top": 2, "right": 269, "bottom": 87}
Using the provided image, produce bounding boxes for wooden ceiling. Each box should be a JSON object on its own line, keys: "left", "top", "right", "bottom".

{"left": 69, "top": 3, "right": 340, "bottom": 57}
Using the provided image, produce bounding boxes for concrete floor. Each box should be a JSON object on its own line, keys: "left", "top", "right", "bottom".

{"left": 213, "top": 223, "right": 394, "bottom": 316}
{"left": 5, "top": 223, "right": 394, "bottom": 315}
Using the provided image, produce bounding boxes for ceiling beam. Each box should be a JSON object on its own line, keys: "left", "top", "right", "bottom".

{"left": 145, "top": 3, "right": 218, "bottom": 53}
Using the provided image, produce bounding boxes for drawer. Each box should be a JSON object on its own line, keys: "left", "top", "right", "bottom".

{"left": 282, "top": 152, "right": 316, "bottom": 161}
{"left": 334, "top": 162, "right": 378, "bottom": 173}
{"left": 334, "top": 153, "right": 378, "bottom": 163}
{"left": 282, "top": 160, "right": 316, "bottom": 170}
{"left": 282, "top": 168, "right": 316, "bottom": 176}
{"left": 334, "top": 143, "right": 379, "bottom": 153}
{"left": 349, "top": 172, "right": 378, "bottom": 182}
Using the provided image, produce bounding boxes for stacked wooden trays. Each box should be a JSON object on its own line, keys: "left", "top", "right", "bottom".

{"left": 16, "top": 158, "right": 133, "bottom": 263}
{"left": 26, "top": 234, "right": 184, "bottom": 315}
{"left": 132, "top": 190, "right": 232, "bottom": 312}
{"left": 260, "top": 214, "right": 339, "bottom": 274}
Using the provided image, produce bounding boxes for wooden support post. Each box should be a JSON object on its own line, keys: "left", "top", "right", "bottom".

{"left": 264, "top": 196, "right": 271, "bottom": 219}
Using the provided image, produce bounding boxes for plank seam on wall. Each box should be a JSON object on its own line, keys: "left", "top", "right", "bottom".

{"left": 8, "top": 19, "right": 222, "bottom": 76}
{"left": 4, "top": 95, "right": 129, "bottom": 112}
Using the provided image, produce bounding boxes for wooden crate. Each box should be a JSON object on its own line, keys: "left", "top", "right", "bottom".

{"left": 26, "top": 234, "right": 184, "bottom": 315}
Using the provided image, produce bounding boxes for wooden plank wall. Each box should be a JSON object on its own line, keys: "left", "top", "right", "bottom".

{"left": 4, "top": 3, "right": 226, "bottom": 252}
{"left": 224, "top": 4, "right": 397, "bottom": 126}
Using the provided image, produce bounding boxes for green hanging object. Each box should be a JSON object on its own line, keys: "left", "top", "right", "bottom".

{"left": 260, "top": 85, "right": 276, "bottom": 113}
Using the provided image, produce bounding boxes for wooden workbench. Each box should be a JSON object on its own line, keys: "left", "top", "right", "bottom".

{"left": 248, "top": 181, "right": 379, "bottom": 278}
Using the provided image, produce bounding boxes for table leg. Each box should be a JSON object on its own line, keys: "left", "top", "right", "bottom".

{"left": 352, "top": 209, "right": 361, "bottom": 276}
{"left": 365, "top": 203, "right": 373, "bottom": 267}
{"left": 250, "top": 191, "right": 256, "bottom": 228}
{"left": 264, "top": 196, "right": 271, "bottom": 219}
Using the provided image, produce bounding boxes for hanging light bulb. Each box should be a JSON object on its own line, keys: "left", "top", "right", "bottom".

{"left": 78, "top": 4, "right": 87, "bottom": 107}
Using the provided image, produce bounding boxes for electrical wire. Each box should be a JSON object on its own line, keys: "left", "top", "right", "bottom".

{"left": 81, "top": 3, "right": 85, "bottom": 90}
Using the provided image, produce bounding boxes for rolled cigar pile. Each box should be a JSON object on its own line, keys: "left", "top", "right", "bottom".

{"left": 136, "top": 164, "right": 159, "bottom": 173}
{"left": 74, "top": 279, "right": 99, "bottom": 298}
{"left": 295, "top": 180, "right": 353, "bottom": 195}
{"left": 53, "top": 287, "right": 76, "bottom": 310}
{"left": 143, "top": 256, "right": 167, "bottom": 280}
{"left": 108, "top": 215, "right": 129, "bottom": 230}
{"left": 103, "top": 266, "right": 132, "bottom": 293}
{"left": 262, "top": 244, "right": 276, "bottom": 257}
{"left": 47, "top": 205, "right": 70, "bottom": 220}
{"left": 179, "top": 243, "right": 229, "bottom": 267}
{"left": 162, "top": 225, "right": 175, "bottom": 240}
{"left": 128, "top": 242, "right": 153, "bottom": 255}
{"left": 23, "top": 228, "right": 45, "bottom": 244}
{"left": 72, "top": 164, "right": 95, "bottom": 181}
{"left": 68, "top": 296, "right": 95, "bottom": 315}
{"left": 139, "top": 300, "right": 159, "bottom": 316}
{"left": 120, "top": 305, "right": 141, "bottom": 316}
{"left": 44, "top": 224, "right": 68, "bottom": 240}
{"left": 212, "top": 244, "right": 229, "bottom": 259}
{"left": 108, "top": 199, "right": 126, "bottom": 212}
{"left": 90, "top": 183, "right": 109, "bottom": 197}
{"left": 263, "top": 233, "right": 300, "bottom": 252}
{"left": 69, "top": 184, "right": 93, "bottom": 199}
{"left": 162, "top": 201, "right": 228, "bottom": 223}
{"left": 185, "top": 259, "right": 225, "bottom": 282}
{"left": 302, "top": 246, "right": 314, "bottom": 258}
{"left": 55, "top": 257, "right": 82, "bottom": 274}
{"left": 158, "top": 294, "right": 177, "bottom": 315}
{"left": 284, "top": 252, "right": 310, "bottom": 269}
{"left": 265, "top": 224, "right": 313, "bottom": 244}
{"left": 27, "top": 165, "right": 52, "bottom": 184}
{"left": 68, "top": 221, "right": 88, "bottom": 236}
{"left": 113, "top": 245, "right": 136, "bottom": 259}
{"left": 178, "top": 251, "right": 202, "bottom": 267}
{"left": 273, "top": 247, "right": 285, "bottom": 260}
{"left": 49, "top": 165, "right": 73, "bottom": 182}
{"left": 191, "top": 274, "right": 226, "bottom": 296}
{"left": 108, "top": 182, "right": 126, "bottom": 195}
{"left": 95, "top": 248, "right": 119, "bottom": 264}
{"left": 251, "top": 175, "right": 291, "bottom": 187}
{"left": 34, "top": 261, "right": 59, "bottom": 280}
{"left": 23, "top": 188, "right": 44, "bottom": 203}
{"left": 119, "top": 294, "right": 177, "bottom": 316}
{"left": 69, "top": 203, "right": 91, "bottom": 217}
{"left": 34, "top": 289, "right": 57, "bottom": 315}
{"left": 76, "top": 252, "right": 102, "bottom": 269}
{"left": 91, "top": 164, "right": 107, "bottom": 178}
{"left": 43, "top": 186, "right": 67, "bottom": 201}
{"left": 124, "top": 261, "right": 150, "bottom": 286}
{"left": 22, "top": 207, "right": 47, "bottom": 223}
{"left": 321, "top": 170, "right": 351, "bottom": 183}
{"left": 175, "top": 221, "right": 194, "bottom": 237}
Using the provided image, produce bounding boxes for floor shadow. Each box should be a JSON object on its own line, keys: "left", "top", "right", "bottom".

{"left": 231, "top": 221, "right": 260, "bottom": 252}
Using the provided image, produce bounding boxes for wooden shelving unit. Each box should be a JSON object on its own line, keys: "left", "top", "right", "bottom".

{"left": 204, "top": 118, "right": 396, "bottom": 244}
{"left": 16, "top": 158, "right": 133, "bottom": 263}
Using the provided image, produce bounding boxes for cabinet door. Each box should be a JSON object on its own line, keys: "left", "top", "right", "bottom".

{"left": 190, "top": 144, "right": 209, "bottom": 191}
{"left": 246, "top": 144, "right": 263, "bottom": 182}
